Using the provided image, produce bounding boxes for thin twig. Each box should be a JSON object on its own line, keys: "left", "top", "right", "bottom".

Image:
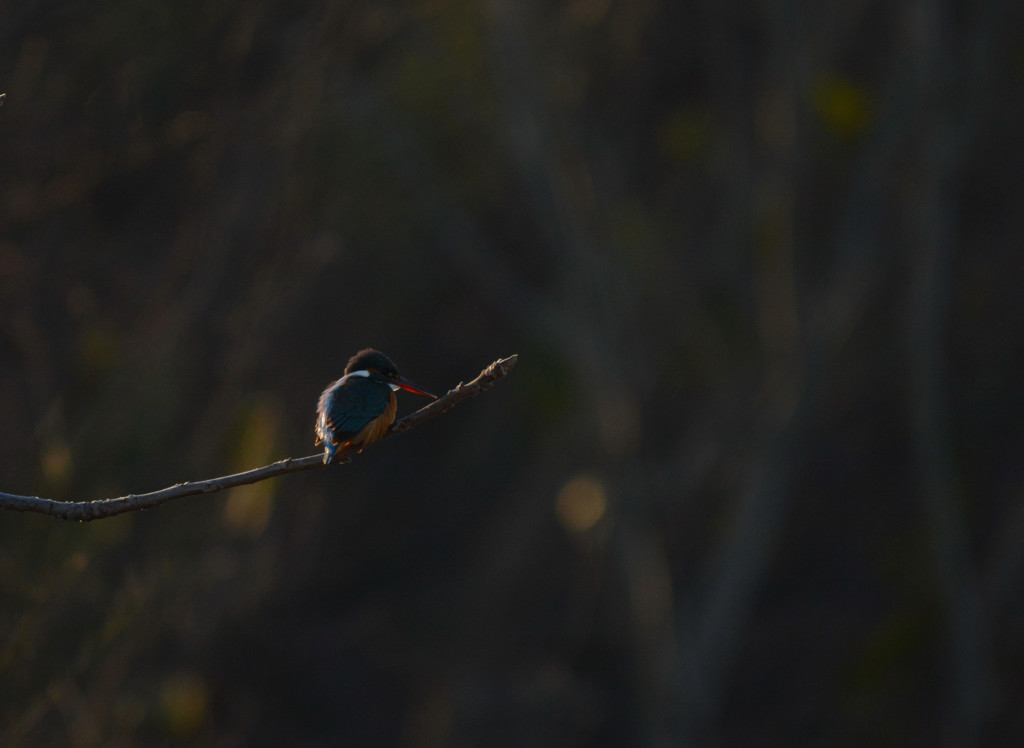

{"left": 0, "top": 355, "right": 517, "bottom": 521}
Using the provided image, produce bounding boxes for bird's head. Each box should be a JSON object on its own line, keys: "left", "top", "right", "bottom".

{"left": 345, "top": 348, "right": 437, "bottom": 398}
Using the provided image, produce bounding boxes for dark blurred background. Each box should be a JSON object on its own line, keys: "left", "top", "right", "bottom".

{"left": 2, "top": 0, "right": 1023, "bottom": 745}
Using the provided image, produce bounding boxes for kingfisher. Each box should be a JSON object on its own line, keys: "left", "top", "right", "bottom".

{"left": 315, "top": 348, "right": 436, "bottom": 464}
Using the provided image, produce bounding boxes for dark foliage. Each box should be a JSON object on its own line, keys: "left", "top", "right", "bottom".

{"left": 1, "top": 0, "right": 1023, "bottom": 745}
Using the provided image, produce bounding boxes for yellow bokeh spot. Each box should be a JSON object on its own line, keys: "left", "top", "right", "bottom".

{"left": 224, "top": 483, "right": 274, "bottom": 537}
{"left": 556, "top": 474, "right": 608, "bottom": 533}
{"left": 41, "top": 439, "right": 73, "bottom": 485}
{"left": 224, "top": 400, "right": 279, "bottom": 536}
{"left": 158, "top": 672, "right": 208, "bottom": 739}
{"left": 814, "top": 75, "right": 873, "bottom": 140}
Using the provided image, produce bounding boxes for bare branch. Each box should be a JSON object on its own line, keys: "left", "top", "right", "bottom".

{"left": 0, "top": 355, "right": 518, "bottom": 521}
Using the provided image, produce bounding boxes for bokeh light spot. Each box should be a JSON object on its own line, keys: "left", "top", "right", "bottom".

{"left": 158, "top": 672, "right": 208, "bottom": 739}
{"left": 224, "top": 399, "right": 279, "bottom": 536}
{"left": 41, "top": 439, "right": 73, "bottom": 485}
{"left": 556, "top": 474, "right": 608, "bottom": 533}
{"left": 814, "top": 75, "right": 873, "bottom": 140}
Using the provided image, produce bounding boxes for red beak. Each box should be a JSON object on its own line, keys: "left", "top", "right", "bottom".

{"left": 394, "top": 376, "right": 437, "bottom": 399}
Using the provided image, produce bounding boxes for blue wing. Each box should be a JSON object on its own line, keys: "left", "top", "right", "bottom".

{"left": 316, "top": 377, "right": 391, "bottom": 444}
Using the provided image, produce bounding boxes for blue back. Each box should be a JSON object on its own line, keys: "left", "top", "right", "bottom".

{"left": 317, "top": 375, "right": 392, "bottom": 443}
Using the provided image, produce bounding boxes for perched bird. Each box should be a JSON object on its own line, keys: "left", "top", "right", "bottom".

{"left": 315, "top": 349, "right": 436, "bottom": 464}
